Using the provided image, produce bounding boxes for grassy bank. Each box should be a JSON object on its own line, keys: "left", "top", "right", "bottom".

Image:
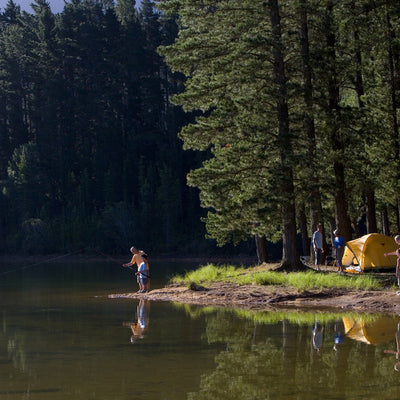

{"left": 170, "top": 264, "right": 384, "bottom": 291}
{"left": 174, "top": 302, "right": 382, "bottom": 325}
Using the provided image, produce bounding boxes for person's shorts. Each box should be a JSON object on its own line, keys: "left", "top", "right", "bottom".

{"left": 315, "top": 248, "right": 322, "bottom": 265}
{"left": 335, "top": 247, "right": 344, "bottom": 266}
{"left": 140, "top": 276, "right": 148, "bottom": 286}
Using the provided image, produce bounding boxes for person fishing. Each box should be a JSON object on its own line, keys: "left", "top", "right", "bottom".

{"left": 123, "top": 246, "right": 150, "bottom": 293}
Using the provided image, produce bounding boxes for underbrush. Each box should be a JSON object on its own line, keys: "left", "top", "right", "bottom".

{"left": 170, "top": 263, "right": 383, "bottom": 291}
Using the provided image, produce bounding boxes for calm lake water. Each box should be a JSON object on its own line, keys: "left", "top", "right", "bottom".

{"left": 0, "top": 260, "right": 400, "bottom": 400}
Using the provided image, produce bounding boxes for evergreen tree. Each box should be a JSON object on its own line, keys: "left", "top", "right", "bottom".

{"left": 296, "top": 0, "right": 327, "bottom": 255}
{"left": 158, "top": 0, "right": 304, "bottom": 268}
{"left": 0, "top": 0, "right": 21, "bottom": 27}
{"left": 0, "top": 5, "right": 31, "bottom": 180}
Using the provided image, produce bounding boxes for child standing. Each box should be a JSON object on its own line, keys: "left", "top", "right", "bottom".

{"left": 384, "top": 235, "right": 400, "bottom": 291}
{"left": 137, "top": 253, "right": 150, "bottom": 292}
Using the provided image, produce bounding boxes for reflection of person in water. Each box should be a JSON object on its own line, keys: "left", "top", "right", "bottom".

{"left": 123, "top": 299, "right": 150, "bottom": 344}
{"left": 384, "top": 323, "right": 400, "bottom": 371}
{"left": 333, "top": 319, "right": 346, "bottom": 351}
{"left": 312, "top": 321, "right": 324, "bottom": 353}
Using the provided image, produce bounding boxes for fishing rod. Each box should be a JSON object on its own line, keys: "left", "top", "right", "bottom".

{"left": 94, "top": 250, "right": 137, "bottom": 271}
{"left": 94, "top": 249, "right": 152, "bottom": 280}
{"left": 95, "top": 249, "right": 152, "bottom": 276}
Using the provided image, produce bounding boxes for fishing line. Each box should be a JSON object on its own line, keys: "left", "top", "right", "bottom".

{"left": 0, "top": 248, "right": 85, "bottom": 277}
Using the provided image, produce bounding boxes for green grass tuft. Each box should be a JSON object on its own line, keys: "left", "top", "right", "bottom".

{"left": 170, "top": 264, "right": 383, "bottom": 291}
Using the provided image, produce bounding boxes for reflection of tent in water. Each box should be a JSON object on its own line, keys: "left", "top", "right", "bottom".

{"left": 342, "top": 233, "right": 398, "bottom": 272}
{"left": 343, "top": 316, "right": 398, "bottom": 345}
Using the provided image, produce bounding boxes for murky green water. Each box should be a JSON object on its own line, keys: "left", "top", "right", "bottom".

{"left": 0, "top": 261, "right": 400, "bottom": 400}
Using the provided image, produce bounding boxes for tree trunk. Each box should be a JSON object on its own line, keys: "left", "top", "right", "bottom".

{"left": 352, "top": 2, "right": 365, "bottom": 109}
{"left": 352, "top": 215, "right": 360, "bottom": 238}
{"left": 325, "top": 1, "right": 352, "bottom": 242}
{"left": 333, "top": 161, "right": 352, "bottom": 241}
{"left": 365, "top": 190, "right": 377, "bottom": 233}
{"left": 298, "top": 0, "right": 324, "bottom": 261}
{"left": 297, "top": 203, "right": 309, "bottom": 257}
{"left": 255, "top": 235, "right": 269, "bottom": 264}
{"left": 381, "top": 207, "right": 390, "bottom": 236}
{"left": 352, "top": 1, "right": 377, "bottom": 234}
{"left": 269, "top": 0, "right": 303, "bottom": 271}
{"left": 386, "top": 4, "right": 400, "bottom": 233}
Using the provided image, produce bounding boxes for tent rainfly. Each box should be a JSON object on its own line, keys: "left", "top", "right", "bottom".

{"left": 342, "top": 233, "right": 398, "bottom": 271}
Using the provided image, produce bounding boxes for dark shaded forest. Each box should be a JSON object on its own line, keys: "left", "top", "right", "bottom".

{"left": 0, "top": 0, "right": 251, "bottom": 256}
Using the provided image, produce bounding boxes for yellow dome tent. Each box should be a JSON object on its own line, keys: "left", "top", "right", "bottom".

{"left": 342, "top": 233, "right": 398, "bottom": 271}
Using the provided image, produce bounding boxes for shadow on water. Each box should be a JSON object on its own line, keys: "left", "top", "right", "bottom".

{"left": 1, "top": 260, "right": 400, "bottom": 400}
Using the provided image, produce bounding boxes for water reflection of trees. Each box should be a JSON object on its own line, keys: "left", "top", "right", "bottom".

{"left": 179, "top": 307, "right": 400, "bottom": 400}
{"left": 1, "top": 312, "right": 29, "bottom": 374}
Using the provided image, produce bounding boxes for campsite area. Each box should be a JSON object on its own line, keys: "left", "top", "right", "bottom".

{"left": 110, "top": 233, "right": 400, "bottom": 314}
{"left": 113, "top": 263, "right": 400, "bottom": 315}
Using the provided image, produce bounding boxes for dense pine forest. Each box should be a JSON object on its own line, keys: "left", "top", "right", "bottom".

{"left": 1, "top": 0, "right": 400, "bottom": 267}
{"left": 0, "top": 0, "right": 214, "bottom": 256}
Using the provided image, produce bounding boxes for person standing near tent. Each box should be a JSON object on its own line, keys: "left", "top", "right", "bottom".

{"left": 384, "top": 235, "right": 400, "bottom": 288}
{"left": 312, "top": 224, "right": 324, "bottom": 271}
{"left": 123, "top": 246, "right": 150, "bottom": 293}
{"left": 333, "top": 229, "right": 345, "bottom": 274}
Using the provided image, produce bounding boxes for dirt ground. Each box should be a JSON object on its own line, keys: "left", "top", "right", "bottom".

{"left": 110, "top": 283, "right": 400, "bottom": 314}
{"left": 109, "top": 265, "right": 400, "bottom": 315}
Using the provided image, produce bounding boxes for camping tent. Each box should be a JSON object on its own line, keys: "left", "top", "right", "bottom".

{"left": 342, "top": 233, "right": 398, "bottom": 271}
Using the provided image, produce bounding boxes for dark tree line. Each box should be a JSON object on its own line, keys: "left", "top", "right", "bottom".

{"left": 0, "top": 0, "right": 221, "bottom": 255}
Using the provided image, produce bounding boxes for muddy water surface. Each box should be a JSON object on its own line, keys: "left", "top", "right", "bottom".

{"left": 0, "top": 261, "right": 399, "bottom": 400}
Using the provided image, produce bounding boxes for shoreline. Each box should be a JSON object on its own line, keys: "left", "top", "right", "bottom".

{"left": 4, "top": 254, "right": 400, "bottom": 314}
{"left": 109, "top": 282, "right": 400, "bottom": 314}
